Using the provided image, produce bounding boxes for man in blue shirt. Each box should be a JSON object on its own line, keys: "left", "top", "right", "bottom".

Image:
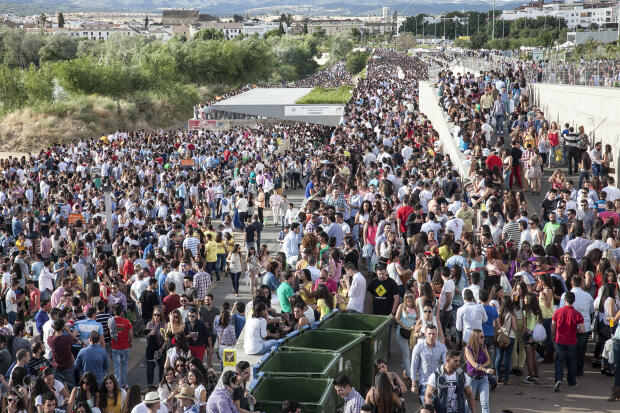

{"left": 74, "top": 307, "right": 105, "bottom": 348}
{"left": 35, "top": 302, "right": 50, "bottom": 336}
{"left": 74, "top": 331, "right": 109, "bottom": 385}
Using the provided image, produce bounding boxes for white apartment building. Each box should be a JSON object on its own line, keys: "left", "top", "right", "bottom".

{"left": 26, "top": 23, "right": 141, "bottom": 40}
{"left": 501, "top": 2, "right": 618, "bottom": 29}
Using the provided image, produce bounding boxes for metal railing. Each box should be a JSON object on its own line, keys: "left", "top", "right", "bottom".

{"left": 452, "top": 55, "right": 620, "bottom": 88}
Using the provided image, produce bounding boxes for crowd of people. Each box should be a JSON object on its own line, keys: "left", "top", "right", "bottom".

{"left": 291, "top": 60, "right": 353, "bottom": 88}
{"left": 432, "top": 60, "right": 620, "bottom": 407}
{"left": 0, "top": 43, "right": 618, "bottom": 413}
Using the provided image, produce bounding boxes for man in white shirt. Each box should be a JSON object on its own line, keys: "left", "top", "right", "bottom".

{"left": 602, "top": 177, "right": 620, "bottom": 202}
{"left": 456, "top": 289, "right": 488, "bottom": 343}
{"left": 559, "top": 275, "right": 594, "bottom": 376}
{"left": 236, "top": 193, "right": 249, "bottom": 229}
{"left": 344, "top": 262, "right": 366, "bottom": 313}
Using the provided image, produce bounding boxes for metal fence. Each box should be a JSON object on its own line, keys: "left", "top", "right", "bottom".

{"left": 452, "top": 56, "right": 620, "bottom": 88}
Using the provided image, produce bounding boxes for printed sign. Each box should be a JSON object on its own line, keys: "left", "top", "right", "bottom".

{"left": 532, "top": 49, "right": 544, "bottom": 62}
{"left": 284, "top": 105, "right": 345, "bottom": 117}
{"left": 180, "top": 159, "right": 195, "bottom": 167}
{"left": 222, "top": 348, "right": 236, "bottom": 367}
{"left": 188, "top": 119, "right": 217, "bottom": 130}
{"left": 68, "top": 213, "right": 84, "bottom": 226}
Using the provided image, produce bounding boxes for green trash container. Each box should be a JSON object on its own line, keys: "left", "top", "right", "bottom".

{"left": 279, "top": 329, "right": 365, "bottom": 390}
{"left": 249, "top": 376, "right": 335, "bottom": 413}
{"left": 255, "top": 350, "right": 343, "bottom": 380}
{"left": 319, "top": 312, "right": 392, "bottom": 388}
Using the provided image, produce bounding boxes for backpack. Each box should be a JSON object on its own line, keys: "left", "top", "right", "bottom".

{"left": 108, "top": 317, "right": 118, "bottom": 342}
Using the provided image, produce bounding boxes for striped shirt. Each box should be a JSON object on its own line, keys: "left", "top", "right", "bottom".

{"left": 343, "top": 388, "right": 365, "bottom": 413}
{"left": 564, "top": 133, "right": 581, "bottom": 148}
{"left": 183, "top": 236, "right": 200, "bottom": 257}
{"left": 502, "top": 222, "right": 521, "bottom": 245}
{"left": 192, "top": 272, "right": 211, "bottom": 301}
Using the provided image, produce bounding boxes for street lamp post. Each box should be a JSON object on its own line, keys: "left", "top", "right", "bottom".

{"left": 492, "top": 0, "right": 496, "bottom": 40}
{"left": 102, "top": 184, "right": 113, "bottom": 237}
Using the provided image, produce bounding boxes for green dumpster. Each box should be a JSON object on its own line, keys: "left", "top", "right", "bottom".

{"left": 319, "top": 312, "right": 392, "bottom": 388}
{"left": 249, "top": 376, "right": 335, "bottom": 413}
{"left": 279, "top": 329, "right": 365, "bottom": 390}
{"left": 256, "top": 350, "right": 343, "bottom": 379}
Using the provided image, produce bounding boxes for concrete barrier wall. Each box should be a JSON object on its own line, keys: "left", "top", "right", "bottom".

{"left": 528, "top": 83, "right": 620, "bottom": 182}
{"left": 419, "top": 80, "right": 469, "bottom": 179}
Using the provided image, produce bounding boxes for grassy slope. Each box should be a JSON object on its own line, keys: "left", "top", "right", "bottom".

{"left": 295, "top": 86, "right": 354, "bottom": 105}
{"left": 0, "top": 86, "right": 222, "bottom": 152}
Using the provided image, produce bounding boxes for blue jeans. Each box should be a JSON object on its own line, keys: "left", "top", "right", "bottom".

{"left": 206, "top": 261, "right": 218, "bottom": 281}
{"left": 396, "top": 328, "right": 411, "bottom": 374}
{"left": 495, "top": 337, "right": 515, "bottom": 382}
{"left": 576, "top": 332, "right": 589, "bottom": 376}
{"left": 112, "top": 348, "right": 130, "bottom": 388}
{"left": 555, "top": 343, "right": 577, "bottom": 386}
{"left": 216, "top": 253, "right": 227, "bottom": 278}
{"left": 254, "top": 339, "right": 278, "bottom": 355}
{"left": 418, "top": 383, "right": 427, "bottom": 405}
{"left": 54, "top": 367, "right": 75, "bottom": 390}
{"left": 542, "top": 318, "right": 554, "bottom": 355}
{"left": 470, "top": 376, "right": 489, "bottom": 413}
{"left": 578, "top": 171, "right": 590, "bottom": 188}
{"left": 592, "top": 163, "right": 601, "bottom": 177}
{"left": 614, "top": 339, "right": 620, "bottom": 386}
{"left": 231, "top": 272, "right": 241, "bottom": 294}
{"left": 7, "top": 311, "right": 16, "bottom": 325}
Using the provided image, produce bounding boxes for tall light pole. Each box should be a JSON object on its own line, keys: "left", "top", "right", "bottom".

{"left": 492, "top": 0, "right": 496, "bottom": 40}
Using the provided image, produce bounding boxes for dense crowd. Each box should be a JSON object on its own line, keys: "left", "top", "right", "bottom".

{"left": 0, "top": 44, "right": 619, "bottom": 413}
{"left": 290, "top": 61, "right": 353, "bottom": 88}
{"left": 434, "top": 62, "right": 620, "bottom": 406}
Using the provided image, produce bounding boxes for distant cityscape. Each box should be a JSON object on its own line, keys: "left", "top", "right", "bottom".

{"left": 0, "top": 0, "right": 617, "bottom": 43}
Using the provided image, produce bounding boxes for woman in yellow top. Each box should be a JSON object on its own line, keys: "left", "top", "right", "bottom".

{"left": 522, "top": 292, "right": 543, "bottom": 382}
{"left": 97, "top": 374, "right": 126, "bottom": 413}
{"left": 214, "top": 232, "right": 227, "bottom": 281}
{"left": 313, "top": 284, "right": 334, "bottom": 320}
{"left": 223, "top": 232, "right": 235, "bottom": 253}
{"left": 523, "top": 125, "right": 537, "bottom": 149}
{"left": 335, "top": 276, "right": 349, "bottom": 311}
{"left": 437, "top": 234, "right": 453, "bottom": 263}
{"left": 256, "top": 187, "right": 266, "bottom": 225}
{"left": 204, "top": 233, "right": 219, "bottom": 281}
{"left": 297, "top": 269, "right": 316, "bottom": 306}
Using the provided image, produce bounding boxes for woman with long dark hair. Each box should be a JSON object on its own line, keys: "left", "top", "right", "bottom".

{"left": 522, "top": 292, "right": 543, "bottom": 383}
{"left": 313, "top": 283, "right": 334, "bottom": 320}
{"left": 67, "top": 372, "right": 98, "bottom": 413}
{"left": 594, "top": 283, "right": 618, "bottom": 371}
{"left": 97, "top": 375, "right": 125, "bottom": 413}
{"left": 495, "top": 296, "right": 517, "bottom": 385}
{"left": 119, "top": 385, "right": 140, "bottom": 413}
{"left": 145, "top": 307, "right": 167, "bottom": 385}
{"left": 364, "top": 372, "right": 403, "bottom": 413}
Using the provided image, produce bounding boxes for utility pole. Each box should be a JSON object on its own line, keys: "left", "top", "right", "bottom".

{"left": 443, "top": 18, "right": 446, "bottom": 39}
{"left": 492, "top": 0, "right": 496, "bottom": 40}
{"left": 477, "top": 14, "right": 479, "bottom": 33}
{"left": 455, "top": 19, "right": 457, "bottom": 39}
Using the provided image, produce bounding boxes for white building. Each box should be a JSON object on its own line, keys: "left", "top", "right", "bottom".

{"left": 501, "top": 2, "right": 618, "bottom": 29}
{"left": 26, "top": 23, "right": 141, "bottom": 40}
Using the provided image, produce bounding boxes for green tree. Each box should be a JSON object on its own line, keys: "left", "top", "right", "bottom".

{"left": 345, "top": 50, "right": 369, "bottom": 75}
{"left": 233, "top": 14, "right": 244, "bottom": 23}
{"left": 39, "top": 34, "right": 78, "bottom": 63}
{"left": 278, "top": 21, "right": 285, "bottom": 36}
{"left": 0, "top": 64, "right": 25, "bottom": 112}
{"left": 330, "top": 32, "right": 354, "bottom": 62}
{"left": 57, "top": 12, "right": 64, "bottom": 28}
{"left": 193, "top": 28, "right": 225, "bottom": 41}
{"left": 23, "top": 62, "right": 53, "bottom": 103}
{"left": 0, "top": 28, "right": 46, "bottom": 69}
{"left": 302, "top": 22, "right": 308, "bottom": 34}
{"left": 144, "top": 15, "right": 149, "bottom": 29}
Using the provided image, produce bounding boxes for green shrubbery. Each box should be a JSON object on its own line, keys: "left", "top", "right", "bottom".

{"left": 295, "top": 86, "right": 354, "bottom": 104}
{"left": 345, "top": 50, "right": 371, "bottom": 76}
